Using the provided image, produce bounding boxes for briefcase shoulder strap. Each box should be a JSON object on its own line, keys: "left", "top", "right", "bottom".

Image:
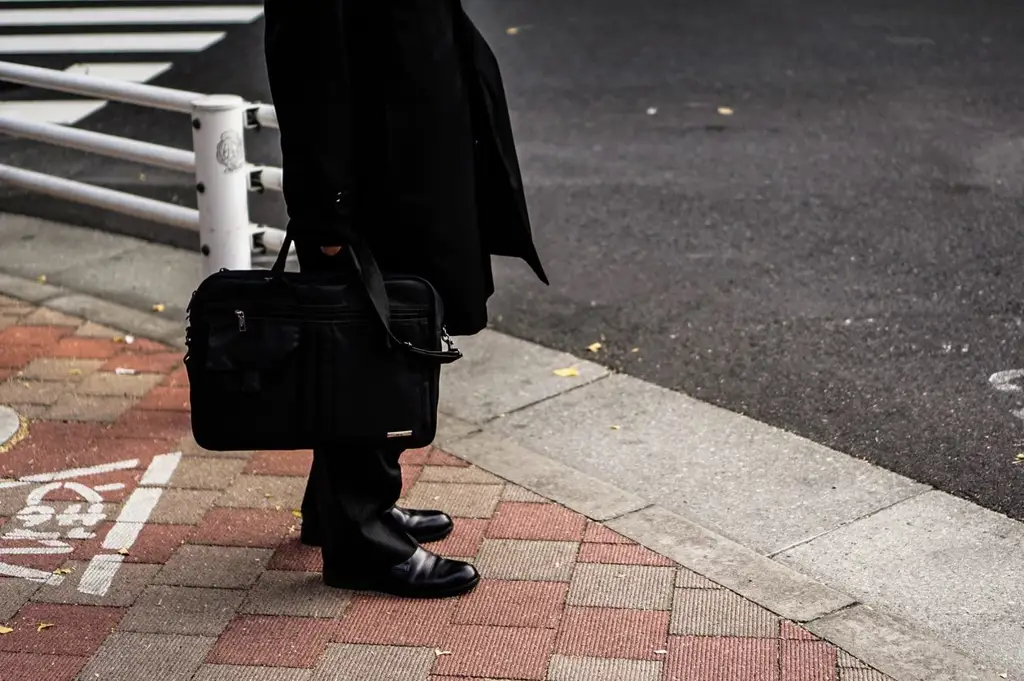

{"left": 271, "top": 227, "right": 462, "bottom": 365}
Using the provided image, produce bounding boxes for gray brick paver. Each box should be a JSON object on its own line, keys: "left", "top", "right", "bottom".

{"left": 241, "top": 570, "right": 350, "bottom": 618}
{"left": 77, "top": 632, "right": 216, "bottom": 681}
{"left": 568, "top": 564, "right": 675, "bottom": 610}
{"left": 120, "top": 585, "right": 245, "bottom": 636}
{"left": 153, "top": 545, "right": 271, "bottom": 589}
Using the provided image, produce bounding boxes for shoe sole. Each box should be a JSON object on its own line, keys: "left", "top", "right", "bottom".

{"left": 323, "top": 572, "right": 481, "bottom": 599}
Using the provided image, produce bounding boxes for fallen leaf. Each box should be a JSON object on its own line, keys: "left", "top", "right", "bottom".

{"left": 52, "top": 568, "right": 73, "bottom": 576}
{"left": 717, "top": 106, "right": 735, "bottom": 116}
{"left": 264, "top": 493, "right": 273, "bottom": 499}
{"left": 152, "top": 304, "right": 166, "bottom": 313}
{"left": 292, "top": 510, "right": 302, "bottom": 518}
{"left": 631, "top": 347, "right": 640, "bottom": 353}
{"left": 553, "top": 366, "right": 580, "bottom": 378}
{"left": 114, "top": 368, "right": 137, "bottom": 376}
{"left": 0, "top": 627, "right": 12, "bottom": 635}
{"left": 37, "top": 623, "right": 53, "bottom": 632}
{"left": 587, "top": 342, "right": 603, "bottom": 353}
{"left": 36, "top": 275, "right": 46, "bottom": 284}
{"left": 610, "top": 425, "right": 622, "bottom": 431}
{"left": 117, "top": 548, "right": 130, "bottom": 556}
{"left": 113, "top": 336, "right": 125, "bottom": 343}
{"left": 67, "top": 369, "right": 82, "bottom": 376}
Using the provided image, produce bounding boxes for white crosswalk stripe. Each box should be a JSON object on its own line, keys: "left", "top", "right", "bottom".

{"left": 0, "top": 6, "right": 266, "bottom": 26}
{"left": 0, "top": 1, "right": 263, "bottom": 125}
{"left": 0, "top": 31, "right": 227, "bottom": 53}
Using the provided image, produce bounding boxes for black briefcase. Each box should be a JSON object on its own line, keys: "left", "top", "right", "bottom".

{"left": 183, "top": 233, "right": 462, "bottom": 452}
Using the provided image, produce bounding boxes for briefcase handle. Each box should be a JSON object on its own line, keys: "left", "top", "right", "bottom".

{"left": 271, "top": 227, "right": 463, "bottom": 365}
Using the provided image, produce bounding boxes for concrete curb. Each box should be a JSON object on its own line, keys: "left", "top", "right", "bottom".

{"left": 0, "top": 216, "right": 1011, "bottom": 681}
{"left": 0, "top": 273, "right": 186, "bottom": 351}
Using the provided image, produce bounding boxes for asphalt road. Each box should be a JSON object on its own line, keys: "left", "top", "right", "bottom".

{"left": 2, "top": 0, "right": 1024, "bottom": 520}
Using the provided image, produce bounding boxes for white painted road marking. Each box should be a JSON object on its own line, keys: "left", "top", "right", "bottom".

{"left": 108, "top": 486, "right": 162, "bottom": 525}
{"left": 0, "top": 452, "right": 180, "bottom": 595}
{"left": 77, "top": 553, "right": 123, "bottom": 596}
{"left": 0, "top": 99, "right": 105, "bottom": 123}
{"left": 0, "top": 6, "right": 265, "bottom": 26}
{"left": 0, "top": 31, "right": 227, "bottom": 54}
{"left": 64, "top": 61, "right": 172, "bottom": 83}
{"left": 0, "top": 457, "right": 139, "bottom": 489}
{"left": 990, "top": 369, "right": 1024, "bottom": 393}
{"left": 989, "top": 369, "right": 1024, "bottom": 423}
{"left": 139, "top": 451, "right": 181, "bottom": 486}
{"left": 79, "top": 452, "right": 181, "bottom": 596}
{"left": 0, "top": 405, "right": 20, "bottom": 448}
{"left": 0, "top": 62, "right": 172, "bottom": 124}
{"left": 0, "top": 2, "right": 265, "bottom": 124}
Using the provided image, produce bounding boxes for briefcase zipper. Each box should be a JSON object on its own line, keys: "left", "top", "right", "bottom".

{"left": 219, "top": 308, "right": 428, "bottom": 323}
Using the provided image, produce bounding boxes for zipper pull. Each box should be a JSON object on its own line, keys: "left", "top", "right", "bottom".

{"left": 235, "top": 310, "right": 246, "bottom": 332}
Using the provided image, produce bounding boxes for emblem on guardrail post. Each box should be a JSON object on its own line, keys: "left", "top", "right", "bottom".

{"left": 216, "top": 131, "right": 244, "bottom": 172}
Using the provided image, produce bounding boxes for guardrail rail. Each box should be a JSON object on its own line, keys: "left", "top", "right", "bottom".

{"left": 0, "top": 60, "right": 287, "bottom": 277}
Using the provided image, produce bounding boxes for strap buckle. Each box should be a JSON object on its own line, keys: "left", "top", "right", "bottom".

{"left": 441, "top": 327, "right": 457, "bottom": 353}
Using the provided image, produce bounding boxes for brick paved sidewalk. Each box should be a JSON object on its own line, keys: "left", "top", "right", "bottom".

{"left": 0, "top": 295, "right": 894, "bottom": 681}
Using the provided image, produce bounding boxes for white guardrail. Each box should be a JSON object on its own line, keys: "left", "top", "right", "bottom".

{"left": 0, "top": 60, "right": 287, "bottom": 277}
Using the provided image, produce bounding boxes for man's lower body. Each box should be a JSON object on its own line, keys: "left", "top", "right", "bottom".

{"left": 293, "top": 242, "right": 480, "bottom": 598}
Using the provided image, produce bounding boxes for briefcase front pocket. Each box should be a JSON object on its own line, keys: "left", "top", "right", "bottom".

{"left": 188, "top": 313, "right": 314, "bottom": 450}
{"left": 315, "top": 315, "right": 438, "bottom": 449}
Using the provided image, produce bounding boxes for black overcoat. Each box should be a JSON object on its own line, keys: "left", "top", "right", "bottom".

{"left": 264, "top": 0, "right": 547, "bottom": 335}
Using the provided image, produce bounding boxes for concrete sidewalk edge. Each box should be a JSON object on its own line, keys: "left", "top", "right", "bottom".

{"left": 0, "top": 270, "right": 1001, "bottom": 681}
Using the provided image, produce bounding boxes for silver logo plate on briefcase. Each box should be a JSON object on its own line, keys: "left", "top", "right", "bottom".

{"left": 387, "top": 430, "right": 413, "bottom": 439}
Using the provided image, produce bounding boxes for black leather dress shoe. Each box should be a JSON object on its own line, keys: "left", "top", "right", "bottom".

{"left": 388, "top": 506, "right": 454, "bottom": 543}
{"left": 301, "top": 506, "right": 454, "bottom": 547}
{"left": 323, "top": 547, "right": 480, "bottom": 598}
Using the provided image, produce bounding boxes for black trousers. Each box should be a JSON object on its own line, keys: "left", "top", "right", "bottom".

{"left": 296, "top": 242, "right": 418, "bottom": 572}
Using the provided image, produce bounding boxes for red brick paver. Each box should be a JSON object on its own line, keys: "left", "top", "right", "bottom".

{"left": 246, "top": 450, "right": 313, "bottom": 477}
{"left": 0, "top": 652, "right": 87, "bottom": 681}
{"left": 269, "top": 537, "right": 323, "bottom": 573}
{"left": 192, "top": 508, "right": 296, "bottom": 549}
{"left": 0, "top": 300, "right": 893, "bottom": 681}
{"left": 487, "top": 502, "right": 587, "bottom": 541}
{"left": 667, "top": 636, "right": 780, "bottom": 681}
{"left": 0, "top": 604, "right": 124, "bottom": 656}
{"left": 333, "top": 595, "right": 457, "bottom": 646}
{"left": 208, "top": 615, "right": 340, "bottom": 667}
{"left": 436, "top": 625, "right": 556, "bottom": 680}
{"left": 453, "top": 579, "right": 567, "bottom": 628}
{"left": 72, "top": 522, "right": 193, "bottom": 563}
{"left": 137, "top": 386, "right": 190, "bottom": 411}
{"left": 555, "top": 606, "right": 670, "bottom": 660}
{"left": 50, "top": 336, "right": 122, "bottom": 359}
{"left": 102, "top": 351, "right": 182, "bottom": 374}
{"left": 0, "top": 325, "right": 72, "bottom": 347}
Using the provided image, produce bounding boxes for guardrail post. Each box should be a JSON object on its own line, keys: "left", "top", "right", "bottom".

{"left": 191, "top": 95, "right": 251, "bottom": 276}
